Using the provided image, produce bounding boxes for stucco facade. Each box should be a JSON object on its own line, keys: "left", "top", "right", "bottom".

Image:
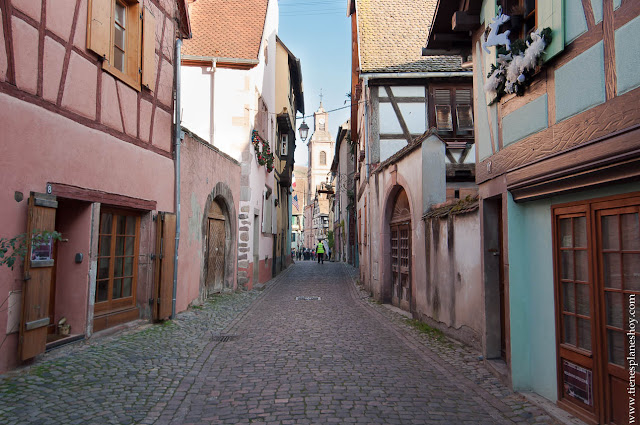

{"left": 0, "top": 0, "right": 189, "bottom": 372}
{"left": 428, "top": 1, "right": 640, "bottom": 422}
{"left": 180, "top": 0, "right": 279, "bottom": 289}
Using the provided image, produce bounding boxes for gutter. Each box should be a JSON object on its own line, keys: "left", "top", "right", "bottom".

{"left": 181, "top": 54, "right": 259, "bottom": 66}
{"left": 360, "top": 71, "right": 473, "bottom": 79}
{"left": 171, "top": 38, "right": 184, "bottom": 320}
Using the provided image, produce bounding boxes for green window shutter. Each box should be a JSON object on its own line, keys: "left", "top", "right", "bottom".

{"left": 538, "top": 0, "right": 565, "bottom": 61}
{"left": 482, "top": 0, "right": 498, "bottom": 75}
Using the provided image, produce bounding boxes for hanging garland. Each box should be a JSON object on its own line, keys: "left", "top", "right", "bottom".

{"left": 251, "top": 130, "right": 274, "bottom": 173}
{"left": 483, "top": 8, "right": 552, "bottom": 105}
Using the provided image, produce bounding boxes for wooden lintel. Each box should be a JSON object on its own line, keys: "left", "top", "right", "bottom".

{"left": 48, "top": 183, "right": 157, "bottom": 211}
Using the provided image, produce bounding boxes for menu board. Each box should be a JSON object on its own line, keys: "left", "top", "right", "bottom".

{"left": 563, "top": 360, "right": 593, "bottom": 406}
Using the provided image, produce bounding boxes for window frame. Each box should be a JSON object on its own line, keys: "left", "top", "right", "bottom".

{"left": 429, "top": 84, "right": 474, "bottom": 139}
{"left": 102, "top": 0, "right": 143, "bottom": 90}
{"left": 87, "top": 0, "right": 157, "bottom": 92}
{"left": 95, "top": 207, "right": 141, "bottom": 315}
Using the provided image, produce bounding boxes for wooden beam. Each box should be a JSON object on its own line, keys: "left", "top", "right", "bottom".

{"left": 452, "top": 11, "right": 479, "bottom": 31}
{"left": 48, "top": 183, "right": 157, "bottom": 211}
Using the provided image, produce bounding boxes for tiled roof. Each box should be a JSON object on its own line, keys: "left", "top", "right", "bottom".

{"left": 357, "top": 0, "right": 463, "bottom": 73}
{"left": 423, "top": 196, "right": 479, "bottom": 219}
{"left": 182, "top": 0, "right": 268, "bottom": 60}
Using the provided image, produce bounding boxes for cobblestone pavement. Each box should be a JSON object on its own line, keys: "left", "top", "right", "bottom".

{"left": 0, "top": 262, "right": 563, "bottom": 425}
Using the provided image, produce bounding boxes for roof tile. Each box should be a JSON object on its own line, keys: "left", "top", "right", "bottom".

{"left": 182, "top": 0, "right": 268, "bottom": 60}
{"left": 357, "top": 0, "right": 463, "bottom": 73}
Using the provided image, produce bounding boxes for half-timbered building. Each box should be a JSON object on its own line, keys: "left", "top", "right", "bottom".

{"left": 349, "top": 0, "right": 483, "bottom": 346}
{"left": 0, "top": 0, "right": 190, "bottom": 372}
{"left": 428, "top": 0, "right": 640, "bottom": 423}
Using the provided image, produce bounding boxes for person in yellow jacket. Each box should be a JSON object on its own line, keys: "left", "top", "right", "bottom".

{"left": 316, "top": 239, "right": 325, "bottom": 264}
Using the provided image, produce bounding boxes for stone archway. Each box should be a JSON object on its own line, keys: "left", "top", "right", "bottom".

{"left": 389, "top": 188, "right": 412, "bottom": 312}
{"left": 202, "top": 182, "right": 237, "bottom": 295}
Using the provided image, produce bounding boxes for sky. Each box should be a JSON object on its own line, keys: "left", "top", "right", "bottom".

{"left": 277, "top": 0, "right": 352, "bottom": 166}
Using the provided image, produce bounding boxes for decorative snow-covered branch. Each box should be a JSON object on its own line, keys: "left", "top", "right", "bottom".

{"left": 482, "top": 9, "right": 553, "bottom": 105}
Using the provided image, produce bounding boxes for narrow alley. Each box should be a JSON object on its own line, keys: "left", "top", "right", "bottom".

{"left": 1, "top": 262, "right": 561, "bottom": 425}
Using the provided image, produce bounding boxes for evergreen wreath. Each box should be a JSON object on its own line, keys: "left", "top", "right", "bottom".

{"left": 483, "top": 9, "right": 553, "bottom": 105}
{"left": 252, "top": 130, "right": 274, "bottom": 173}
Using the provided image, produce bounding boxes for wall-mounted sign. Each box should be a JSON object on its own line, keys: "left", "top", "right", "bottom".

{"left": 563, "top": 360, "right": 593, "bottom": 406}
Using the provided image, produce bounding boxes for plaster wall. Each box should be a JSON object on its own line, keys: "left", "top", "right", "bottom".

{"left": 502, "top": 94, "right": 548, "bottom": 146}
{"left": 422, "top": 212, "right": 482, "bottom": 348}
{"left": 177, "top": 132, "right": 241, "bottom": 312}
{"left": 371, "top": 148, "right": 425, "bottom": 304}
{"left": 506, "top": 181, "right": 640, "bottom": 401}
{"left": 555, "top": 41, "right": 606, "bottom": 123}
{"left": 615, "top": 15, "right": 640, "bottom": 95}
{"left": 565, "top": 0, "right": 588, "bottom": 44}
{"left": 0, "top": 93, "right": 174, "bottom": 372}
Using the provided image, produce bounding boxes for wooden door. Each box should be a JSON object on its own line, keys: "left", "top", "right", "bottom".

{"left": 19, "top": 193, "right": 57, "bottom": 361}
{"left": 596, "top": 204, "right": 640, "bottom": 425}
{"left": 554, "top": 194, "right": 640, "bottom": 425}
{"left": 390, "top": 189, "right": 411, "bottom": 312}
{"left": 554, "top": 207, "right": 598, "bottom": 417}
{"left": 153, "top": 212, "right": 175, "bottom": 320}
{"left": 206, "top": 218, "right": 225, "bottom": 293}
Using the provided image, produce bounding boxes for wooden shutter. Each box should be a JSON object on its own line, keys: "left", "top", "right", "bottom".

{"left": 483, "top": 0, "right": 498, "bottom": 72}
{"left": 87, "top": 0, "right": 112, "bottom": 59}
{"left": 19, "top": 193, "right": 57, "bottom": 361}
{"left": 153, "top": 212, "right": 175, "bottom": 320}
{"left": 538, "top": 0, "right": 564, "bottom": 61}
{"left": 142, "top": 6, "right": 156, "bottom": 89}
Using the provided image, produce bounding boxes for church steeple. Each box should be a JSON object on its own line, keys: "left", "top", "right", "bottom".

{"left": 307, "top": 102, "right": 334, "bottom": 205}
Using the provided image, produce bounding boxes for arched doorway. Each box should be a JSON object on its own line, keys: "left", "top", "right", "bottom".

{"left": 206, "top": 200, "right": 226, "bottom": 294}
{"left": 390, "top": 189, "right": 411, "bottom": 311}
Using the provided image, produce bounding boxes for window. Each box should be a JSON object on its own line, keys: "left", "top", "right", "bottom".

{"left": 501, "top": 0, "right": 537, "bottom": 39}
{"left": 320, "top": 151, "right": 327, "bottom": 165}
{"left": 87, "top": 0, "right": 156, "bottom": 90}
{"left": 280, "top": 134, "right": 288, "bottom": 157}
{"left": 432, "top": 87, "right": 474, "bottom": 138}
{"left": 292, "top": 233, "right": 296, "bottom": 242}
{"left": 96, "top": 209, "right": 140, "bottom": 314}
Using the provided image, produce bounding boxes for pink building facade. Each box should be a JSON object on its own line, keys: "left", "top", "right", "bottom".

{"left": 0, "top": 0, "right": 191, "bottom": 372}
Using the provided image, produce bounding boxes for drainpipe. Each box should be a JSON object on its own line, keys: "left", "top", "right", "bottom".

{"left": 171, "top": 38, "right": 183, "bottom": 319}
{"left": 209, "top": 59, "right": 217, "bottom": 144}
{"left": 363, "top": 76, "right": 370, "bottom": 179}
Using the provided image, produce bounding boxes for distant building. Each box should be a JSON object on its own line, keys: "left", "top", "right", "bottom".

{"left": 291, "top": 166, "right": 308, "bottom": 252}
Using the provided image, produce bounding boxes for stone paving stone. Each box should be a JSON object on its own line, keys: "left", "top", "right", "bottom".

{"left": 0, "top": 262, "right": 568, "bottom": 424}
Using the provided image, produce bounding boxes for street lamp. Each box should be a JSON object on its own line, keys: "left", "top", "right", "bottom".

{"left": 298, "top": 120, "right": 309, "bottom": 142}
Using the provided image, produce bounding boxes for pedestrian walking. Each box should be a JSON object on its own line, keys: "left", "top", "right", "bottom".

{"left": 316, "top": 239, "right": 325, "bottom": 264}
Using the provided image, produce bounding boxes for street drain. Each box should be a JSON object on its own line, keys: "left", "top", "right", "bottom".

{"left": 295, "top": 296, "right": 321, "bottom": 301}
{"left": 212, "top": 335, "right": 239, "bottom": 342}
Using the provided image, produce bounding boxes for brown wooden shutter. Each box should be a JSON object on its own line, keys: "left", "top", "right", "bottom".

{"left": 142, "top": 7, "right": 156, "bottom": 89}
{"left": 153, "top": 212, "right": 175, "bottom": 320}
{"left": 87, "top": 0, "right": 112, "bottom": 59}
{"left": 19, "top": 193, "right": 57, "bottom": 361}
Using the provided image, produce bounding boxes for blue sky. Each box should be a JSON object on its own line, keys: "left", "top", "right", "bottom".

{"left": 277, "top": 0, "right": 351, "bottom": 166}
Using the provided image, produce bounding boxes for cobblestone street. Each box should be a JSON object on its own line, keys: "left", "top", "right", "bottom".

{"left": 1, "top": 262, "right": 564, "bottom": 425}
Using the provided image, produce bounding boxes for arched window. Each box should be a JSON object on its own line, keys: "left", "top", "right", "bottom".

{"left": 320, "top": 151, "right": 327, "bottom": 165}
